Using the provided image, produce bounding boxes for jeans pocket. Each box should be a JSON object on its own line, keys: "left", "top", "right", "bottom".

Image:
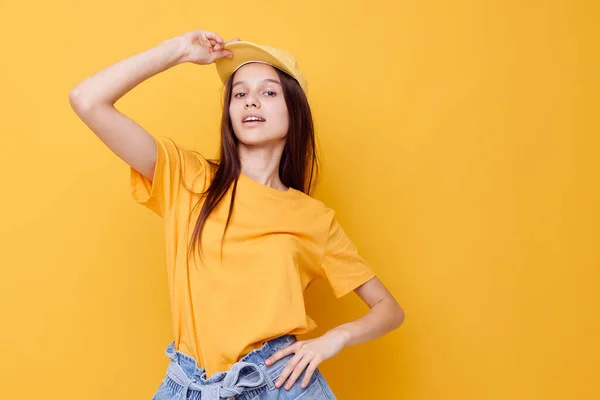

{"left": 292, "top": 378, "right": 326, "bottom": 399}
{"left": 273, "top": 368, "right": 335, "bottom": 400}
{"left": 292, "top": 369, "right": 336, "bottom": 400}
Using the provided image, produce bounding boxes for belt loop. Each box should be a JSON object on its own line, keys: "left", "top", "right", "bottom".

{"left": 165, "top": 341, "right": 178, "bottom": 362}
{"left": 180, "top": 380, "right": 192, "bottom": 400}
{"left": 259, "top": 363, "right": 276, "bottom": 390}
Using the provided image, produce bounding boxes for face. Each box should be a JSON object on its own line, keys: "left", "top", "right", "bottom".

{"left": 229, "top": 63, "right": 289, "bottom": 147}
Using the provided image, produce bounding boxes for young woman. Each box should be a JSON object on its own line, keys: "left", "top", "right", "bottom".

{"left": 70, "top": 29, "right": 405, "bottom": 400}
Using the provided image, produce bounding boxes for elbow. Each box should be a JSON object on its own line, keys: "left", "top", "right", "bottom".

{"left": 377, "top": 297, "right": 405, "bottom": 330}
{"left": 392, "top": 303, "right": 405, "bottom": 329}
{"left": 69, "top": 86, "right": 91, "bottom": 113}
{"left": 397, "top": 306, "right": 406, "bottom": 328}
{"left": 69, "top": 80, "right": 105, "bottom": 113}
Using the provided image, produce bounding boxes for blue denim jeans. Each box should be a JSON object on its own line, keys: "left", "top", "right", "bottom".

{"left": 152, "top": 334, "right": 337, "bottom": 399}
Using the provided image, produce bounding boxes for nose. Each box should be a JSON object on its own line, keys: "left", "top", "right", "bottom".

{"left": 244, "top": 93, "right": 260, "bottom": 109}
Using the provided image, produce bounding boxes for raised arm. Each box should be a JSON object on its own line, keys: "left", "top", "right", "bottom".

{"left": 69, "top": 31, "right": 238, "bottom": 181}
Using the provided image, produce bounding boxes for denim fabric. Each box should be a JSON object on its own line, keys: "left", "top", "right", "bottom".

{"left": 152, "top": 334, "right": 337, "bottom": 400}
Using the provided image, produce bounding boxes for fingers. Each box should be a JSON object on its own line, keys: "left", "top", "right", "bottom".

{"left": 265, "top": 342, "right": 298, "bottom": 366}
{"left": 211, "top": 38, "right": 239, "bottom": 52}
{"left": 211, "top": 50, "right": 233, "bottom": 60}
{"left": 300, "top": 362, "right": 318, "bottom": 388}
{"left": 204, "top": 31, "right": 224, "bottom": 44}
{"left": 266, "top": 341, "right": 324, "bottom": 391}
{"left": 204, "top": 33, "right": 240, "bottom": 59}
{"left": 283, "top": 357, "right": 311, "bottom": 390}
{"left": 198, "top": 31, "right": 214, "bottom": 49}
{"left": 274, "top": 352, "right": 304, "bottom": 389}
{"left": 203, "top": 32, "right": 241, "bottom": 46}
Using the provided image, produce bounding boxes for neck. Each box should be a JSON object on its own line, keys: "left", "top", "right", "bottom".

{"left": 238, "top": 142, "right": 287, "bottom": 191}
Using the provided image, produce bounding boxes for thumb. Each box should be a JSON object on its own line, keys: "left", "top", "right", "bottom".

{"left": 211, "top": 50, "right": 233, "bottom": 61}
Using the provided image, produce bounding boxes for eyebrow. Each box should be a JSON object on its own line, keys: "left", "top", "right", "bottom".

{"left": 232, "top": 79, "right": 282, "bottom": 88}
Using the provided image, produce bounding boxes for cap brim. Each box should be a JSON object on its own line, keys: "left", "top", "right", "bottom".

{"left": 215, "top": 41, "right": 298, "bottom": 88}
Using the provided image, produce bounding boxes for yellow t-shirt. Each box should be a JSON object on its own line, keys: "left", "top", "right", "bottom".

{"left": 130, "top": 136, "right": 376, "bottom": 378}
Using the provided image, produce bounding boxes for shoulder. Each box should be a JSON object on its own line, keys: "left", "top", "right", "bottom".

{"left": 157, "top": 136, "right": 217, "bottom": 168}
{"left": 155, "top": 136, "right": 218, "bottom": 188}
{"left": 290, "top": 190, "right": 337, "bottom": 223}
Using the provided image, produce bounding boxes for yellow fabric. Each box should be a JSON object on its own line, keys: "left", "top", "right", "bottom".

{"left": 214, "top": 41, "right": 309, "bottom": 94}
{"left": 130, "top": 136, "right": 376, "bottom": 378}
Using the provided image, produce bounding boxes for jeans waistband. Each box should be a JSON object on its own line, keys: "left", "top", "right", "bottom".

{"left": 164, "top": 334, "right": 297, "bottom": 400}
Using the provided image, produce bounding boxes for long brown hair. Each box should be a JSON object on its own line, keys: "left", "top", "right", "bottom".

{"left": 183, "top": 66, "right": 320, "bottom": 267}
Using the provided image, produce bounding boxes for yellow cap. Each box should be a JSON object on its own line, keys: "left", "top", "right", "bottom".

{"left": 215, "top": 41, "right": 308, "bottom": 94}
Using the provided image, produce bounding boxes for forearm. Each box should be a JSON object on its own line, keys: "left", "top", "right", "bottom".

{"left": 70, "top": 37, "right": 187, "bottom": 107}
{"left": 327, "top": 299, "right": 405, "bottom": 348}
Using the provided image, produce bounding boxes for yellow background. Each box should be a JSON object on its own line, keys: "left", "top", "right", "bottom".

{"left": 0, "top": 1, "right": 598, "bottom": 399}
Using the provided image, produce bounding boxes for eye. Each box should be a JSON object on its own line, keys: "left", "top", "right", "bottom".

{"left": 233, "top": 90, "right": 276, "bottom": 98}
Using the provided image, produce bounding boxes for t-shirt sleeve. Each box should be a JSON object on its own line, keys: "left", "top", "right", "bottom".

{"left": 319, "top": 214, "right": 377, "bottom": 298}
{"left": 130, "top": 136, "right": 208, "bottom": 217}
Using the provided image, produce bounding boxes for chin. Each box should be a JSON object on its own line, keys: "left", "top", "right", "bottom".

{"left": 234, "top": 131, "right": 287, "bottom": 146}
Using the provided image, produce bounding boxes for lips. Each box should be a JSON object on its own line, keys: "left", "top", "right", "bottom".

{"left": 242, "top": 113, "right": 266, "bottom": 123}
